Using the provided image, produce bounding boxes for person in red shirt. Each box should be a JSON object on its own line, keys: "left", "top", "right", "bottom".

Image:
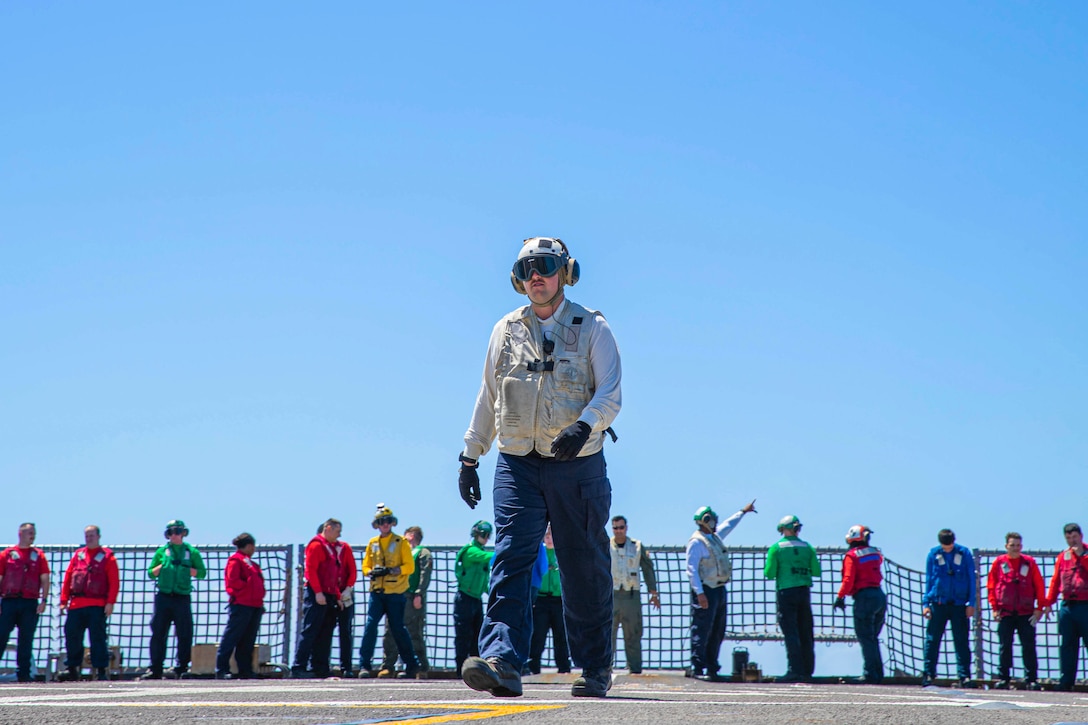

{"left": 290, "top": 518, "right": 343, "bottom": 679}
{"left": 0, "top": 523, "right": 51, "bottom": 683}
{"left": 833, "top": 525, "right": 886, "bottom": 684}
{"left": 216, "top": 532, "right": 266, "bottom": 679}
{"left": 987, "top": 532, "right": 1045, "bottom": 690}
{"left": 318, "top": 522, "right": 358, "bottom": 678}
{"left": 58, "top": 525, "right": 120, "bottom": 682}
{"left": 1046, "top": 522, "right": 1088, "bottom": 691}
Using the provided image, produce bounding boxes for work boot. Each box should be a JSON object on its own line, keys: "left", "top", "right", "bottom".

{"left": 920, "top": 673, "right": 935, "bottom": 687}
{"left": 95, "top": 668, "right": 110, "bottom": 682}
{"left": 1026, "top": 680, "right": 1042, "bottom": 691}
{"left": 571, "top": 667, "right": 612, "bottom": 698}
{"left": 993, "top": 678, "right": 1012, "bottom": 690}
{"left": 289, "top": 669, "right": 316, "bottom": 679}
{"left": 139, "top": 669, "right": 164, "bottom": 681}
{"left": 57, "top": 667, "right": 80, "bottom": 683}
{"left": 377, "top": 668, "right": 396, "bottom": 679}
{"left": 461, "top": 656, "right": 523, "bottom": 697}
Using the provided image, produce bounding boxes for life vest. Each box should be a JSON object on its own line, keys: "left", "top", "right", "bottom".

{"left": 69, "top": 547, "right": 111, "bottom": 599}
{"left": 0, "top": 547, "right": 45, "bottom": 599}
{"left": 494, "top": 302, "right": 602, "bottom": 458}
{"left": 611, "top": 538, "right": 643, "bottom": 591}
{"left": 308, "top": 536, "right": 341, "bottom": 596}
{"left": 845, "top": 546, "right": 884, "bottom": 592}
{"left": 689, "top": 530, "right": 732, "bottom": 588}
{"left": 1059, "top": 549, "right": 1088, "bottom": 601}
{"left": 990, "top": 556, "right": 1035, "bottom": 614}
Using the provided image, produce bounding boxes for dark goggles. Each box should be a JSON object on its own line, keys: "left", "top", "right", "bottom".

{"left": 375, "top": 516, "right": 395, "bottom": 526}
{"left": 166, "top": 527, "right": 186, "bottom": 535}
{"left": 512, "top": 255, "right": 562, "bottom": 281}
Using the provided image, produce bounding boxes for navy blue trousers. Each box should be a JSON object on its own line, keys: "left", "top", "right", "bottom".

{"left": 479, "top": 451, "right": 612, "bottom": 670}
{"left": 217, "top": 604, "right": 263, "bottom": 676}
{"left": 852, "top": 587, "right": 886, "bottom": 683}
{"left": 64, "top": 605, "right": 109, "bottom": 669}
{"left": 149, "top": 593, "right": 193, "bottom": 673}
{"left": 454, "top": 591, "right": 483, "bottom": 672}
{"left": 923, "top": 602, "right": 971, "bottom": 679}
{"left": 778, "top": 586, "right": 815, "bottom": 678}
{"left": 997, "top": 612, "right": 1037, "bottom": 681}
{"left": 690, "top": 585, "right": 726, "bottom": 675}
{"left": 529, "top": 594, "right": 571, "bottom": 673}
{"left": 292, "top": 586, "right": 336, "bottom": 675}
{"left": 0, "top": 598, "right": 39, "bottom": 680}
{"left": 359, "top": 591, "right": 418, "bottom": 673}
{"left": 1058, "top": 602, "right": 1088, "bottom": 688}
{"left": 333, "top": 603, "right": 354, "bottom": 672}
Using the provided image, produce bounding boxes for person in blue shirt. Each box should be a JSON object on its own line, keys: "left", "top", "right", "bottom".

{"left": 921, "top": 529, "right": 976, "bottom": 687}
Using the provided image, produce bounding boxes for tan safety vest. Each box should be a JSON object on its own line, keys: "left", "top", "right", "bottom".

{"left": 611, "top": 538, "right": 642, "bottom": 591}
{"left": 690, "top": 530, "right": 732, "bottom": 589}
{"left": 495, "top": 301, "right": 601, "bottom": 457}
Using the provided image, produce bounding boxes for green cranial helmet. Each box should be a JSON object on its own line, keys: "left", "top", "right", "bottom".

{"left": 471, "top": 520, "right": 493, "bottom": 539}
{"left": 164, "top": 520, "right": 189, "bottom": 538}
{"left": 776, "top": 514, "right": 802, "bottom": 533}
{"left": 693, "top": 506, "right": 718, "bottom": 527}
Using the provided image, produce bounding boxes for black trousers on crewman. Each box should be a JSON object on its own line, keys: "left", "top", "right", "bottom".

{"left": 529, "top": 594, "right": 571, "bottom": 673}
{"left": 149, "top": 593, "right": 193, "bottom": 674}
{"left": 217, "top": 604, "right": 263, "bottom": 676}
{"left": 777, "top": 586, "right": 815, "bottom": 678}
{"left": 65, "top": 605, "right": 109, "bottom": 670}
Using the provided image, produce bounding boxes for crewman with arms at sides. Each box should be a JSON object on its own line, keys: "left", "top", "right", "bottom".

{"left": 216, "top": 532, "right": 266, "bottom": 680}
{"left": 1046, "top": 523, "right": 1088, "bottom": 692}
{"left": 921, "top": 528, "right": 976, "bottom": 688}
{"left": 59, "top": 525, "right": 119, "bottom": 682}
{"left": 453, "top": 520, "right": 493, "bottom": 674}
{"left": 0, "top": 523, "right": 51, "bottom": 683}
{"left": 610, "top": 515, "right": 659, "bottom": 675}
{"left": 381, "top": 525, "right": 432, "bottom": 678}
{"left": 765, "top": 514, "right": 820, "bottom": 684}
{"left": 987, "top": 531, "right": 1045, "bottom": 690}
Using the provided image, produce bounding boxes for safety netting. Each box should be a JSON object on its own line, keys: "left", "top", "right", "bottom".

{"left": 0, "top": 545, "right": 292, "bottom": 677}
{"left": 6, "top": 542, "right": 1085, "bottom": 681}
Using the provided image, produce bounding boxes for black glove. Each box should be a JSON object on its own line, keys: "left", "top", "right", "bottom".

{"left": 833, "top": 596, "right": 846, "bottom": 611}
{"left": 369, "top": 567, "right": 391, "bottom": 580}
{"left": 459, "top": 465, "right": 481, "bottom": 509}
{"left": 550, "top": 421, "right": 591, "bottom": 461}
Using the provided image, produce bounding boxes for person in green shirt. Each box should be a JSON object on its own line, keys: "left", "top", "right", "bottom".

{"left": 528, "top": 525, "right": 571, "bottom": 674}
{"left": 764, "top": 514, "right": 820, "bottom": 683}
{"left": 142, "top": 519, "right": 207, "bottom": 679}
{"left": 454, "top": 521, "right": 493, "bottom": 673}
{"left": 381, "top": 525, "right": 432, "bottom": 677}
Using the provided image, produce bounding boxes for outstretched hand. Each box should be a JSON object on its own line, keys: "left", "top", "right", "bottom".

{"left": 742, "top": 499, "right": 757, "bottom": 514}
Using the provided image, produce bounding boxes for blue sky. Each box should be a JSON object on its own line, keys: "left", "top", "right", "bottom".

{"left": 2, "top": 3, "right": 1085, "bottom": 573}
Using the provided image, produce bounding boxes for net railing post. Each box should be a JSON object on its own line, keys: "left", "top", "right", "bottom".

{"left": 979, "top": 548, "right": 987, "bottom": 679}
{"left": 284, "top": 545, "right": 294, "bottom": 666}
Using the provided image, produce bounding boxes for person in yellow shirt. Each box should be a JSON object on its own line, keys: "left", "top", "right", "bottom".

{"left": 357, "top": 503, "right": 420, "bottom": 678}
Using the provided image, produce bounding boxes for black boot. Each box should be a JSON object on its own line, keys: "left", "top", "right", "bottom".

{"left": 58, "top": 667, "right": 81, "bottom": 682}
